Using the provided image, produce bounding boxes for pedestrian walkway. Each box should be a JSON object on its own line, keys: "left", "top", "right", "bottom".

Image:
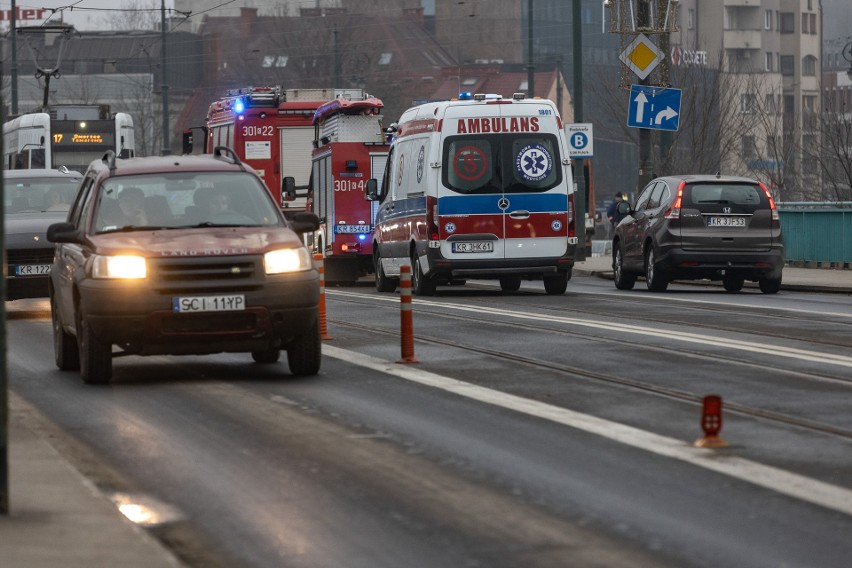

{"left": 0, "top": 393, "right": 183, "bottom": 568}
{"left": 575, "top": 253, "right": 852, "bottom": 294}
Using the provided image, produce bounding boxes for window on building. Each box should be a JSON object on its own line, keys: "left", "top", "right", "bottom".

{"left": 780, "top": 12, "right": 794, "bottom": 33}
{"left": 740, "top": 94, "right": 757, "bottom": 114}
{"left": 801, "top": 13, "right": 809, "bottom": 34}
{"left": 765, "top": 94, "right": 777, "bottom": 113}
{"left": 807, "top": 0, "right": 813, "bottom": 10}
{"left": 802, "top": 95, "right": 818, "bottom": 131}
{"left": 803, "top": 55, "right": 817, "bottom": 76}
{"left": 379, "top": 53, "right": 393, "bottom": 65}
{"left": 780, "top": 55, "right": 794, "bottom": 76}
{"left": 688, "top": 8, "right": 695, "bottom": 30}
{"left": 783, "top": 95, "right": 794, "bottom": 115}
{"left": 742, "top": 136, "right": 756, "bottom": 159}
{"left": 765, "top": 10, "right": 772, "bottom": 30}
{"left": 765, "top": 52, "right": 774, "bottom": 72}
{"left": 809, "top": 13, "right": 817, "bottom": 34}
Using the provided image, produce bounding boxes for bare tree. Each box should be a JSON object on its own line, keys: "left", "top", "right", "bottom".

{"left": 97, "top": 0, "right": 161, "bottom": 32}
{"left": 806, "top": 89, "right": 852, "bottom": 201}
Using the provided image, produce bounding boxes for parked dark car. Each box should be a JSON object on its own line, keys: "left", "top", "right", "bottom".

{"left": 4, "top": 167, "right": 83, "bottom": 300}
{"left": 47, "top": 148, "right": 321, "bottom": 384}
{"left": 612, "top": 174, "right": 783, "bottom": 293}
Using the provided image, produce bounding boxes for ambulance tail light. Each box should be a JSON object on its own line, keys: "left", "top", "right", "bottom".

{"left": 568, "top": 197, "right": 575, "bottom": 238}
{"left": 664, "top": 181, "right": 685, "bottom": 220}
{"left": 341, "top": 242, "right": 361, "bottom": 253}
{"left": 427, "top": 195, "right": 439, "bottom": 240}
{"left": 759, "top": 182, "right": 780, "bottom": 221}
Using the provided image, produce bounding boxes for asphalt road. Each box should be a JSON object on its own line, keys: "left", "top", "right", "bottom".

{"left": 8, "top": 275, "right": 852, "bottom": 568}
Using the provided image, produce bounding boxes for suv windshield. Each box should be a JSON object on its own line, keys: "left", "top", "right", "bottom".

{"left": 442, "top": 133, "right": 562, "bottom": 195}
{"left": 93, "top": 172, "right": 283, "bottom": 232}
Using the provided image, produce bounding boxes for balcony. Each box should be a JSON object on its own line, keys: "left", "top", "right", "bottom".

{"left": 724, "top": 29, "right": 763, "bottom": 50}
{"left": 724, "top": 0, "right": 762, "bottom": 6}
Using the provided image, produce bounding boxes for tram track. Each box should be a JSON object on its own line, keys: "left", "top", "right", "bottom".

{"left": 326, "top": 294, "right": 852, "bottom": 442}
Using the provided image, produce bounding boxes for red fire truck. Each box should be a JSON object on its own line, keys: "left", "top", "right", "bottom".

{"left": 201, "top": 86, "right": 365, "bottom": 216}
{"left": 308, "top": 94, "right": 390, "bottom": 282}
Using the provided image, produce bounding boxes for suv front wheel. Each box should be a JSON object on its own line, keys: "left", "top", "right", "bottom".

{"left": 613, "top": 245, "right": 636, "bottom": 290}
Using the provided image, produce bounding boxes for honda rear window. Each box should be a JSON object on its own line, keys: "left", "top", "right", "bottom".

{"left": 686, "top": 184, "right": 766, "bottom": 207}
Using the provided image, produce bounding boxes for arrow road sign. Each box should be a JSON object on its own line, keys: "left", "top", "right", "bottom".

{"left": 627, "top": 85, "right": 682, "bottom": 132}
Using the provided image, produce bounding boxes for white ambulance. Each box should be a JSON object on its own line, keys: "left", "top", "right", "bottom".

{"left": 366, "top": 93, "right": 578, "bottom": 295}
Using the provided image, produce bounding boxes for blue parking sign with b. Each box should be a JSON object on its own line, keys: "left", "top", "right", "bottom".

{"left": 566, "top": 123, "right": 593, "bottom": 158}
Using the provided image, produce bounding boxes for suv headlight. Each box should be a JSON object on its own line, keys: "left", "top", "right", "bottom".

{"left": 264, "top": 248, "right": 312, "bottom": 274}
{"left": 92, "top": 255, "right": 147, "bottom": 279}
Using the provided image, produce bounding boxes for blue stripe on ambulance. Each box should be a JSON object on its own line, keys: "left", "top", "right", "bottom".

{"left": 438, "top": 193, "right": 568, "bottom": 215}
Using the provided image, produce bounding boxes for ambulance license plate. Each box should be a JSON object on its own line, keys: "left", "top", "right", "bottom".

{"left": 173, "top": 294, "right": 246, "bottom": 313}
{"left": 452, "top": 242, "right": 494, "bottom": 253}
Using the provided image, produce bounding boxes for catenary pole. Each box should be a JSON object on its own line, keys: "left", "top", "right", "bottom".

{"left": 161, "top": 0, "right": 171, "bottom": 155}
{"left": 11, "top": 0, "right": 18, "bottom": 115}
{"left": 1, "top": 59, "right": 9, "bottom": 515}
{"left": 572, "top": 0, "right": 587, "bottom": 259}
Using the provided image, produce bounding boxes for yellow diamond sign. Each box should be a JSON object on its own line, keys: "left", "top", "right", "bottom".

{"left": 619, "top": 34, "right": 663, "bottom": 80}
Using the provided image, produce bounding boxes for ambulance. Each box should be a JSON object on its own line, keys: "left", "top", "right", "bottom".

{"left": 366, "top": 92, "right": 578, "bottom": 295}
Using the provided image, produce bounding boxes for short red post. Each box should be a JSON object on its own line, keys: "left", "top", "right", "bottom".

{"left": 397, "top": 264, "right": 419, "bottom": 363}
{"left": 313, "top": 253, "right": 333, "bottom": 340}
{"left": 694, "top": 395, "right": 728, "bottom": 448}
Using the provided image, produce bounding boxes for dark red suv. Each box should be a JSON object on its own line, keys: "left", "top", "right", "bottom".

{"left": 612, "top": 175, "right": 784, "bottom": 293}
{"left": 47, "top": 148, "right": 321, "bottom": 384}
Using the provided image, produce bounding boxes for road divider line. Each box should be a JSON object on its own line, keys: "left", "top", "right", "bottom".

{"left": 324, "top": 345, "right": 852, "bottom": 518}
{"left": 327, "top": 290, "right": 852, "bottom": 369}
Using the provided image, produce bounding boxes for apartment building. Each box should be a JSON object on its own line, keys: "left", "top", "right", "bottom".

{"left": 675, "top": 0, "right": 822, "bottom": 200}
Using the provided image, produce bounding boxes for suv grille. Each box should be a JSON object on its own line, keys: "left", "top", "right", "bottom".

{"left": 152, "top": 256, "right": 261, "bottom": 293}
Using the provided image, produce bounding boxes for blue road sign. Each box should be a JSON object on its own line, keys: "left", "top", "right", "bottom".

{"left": 627, "top": 85, "right": 682, "bottom": 132}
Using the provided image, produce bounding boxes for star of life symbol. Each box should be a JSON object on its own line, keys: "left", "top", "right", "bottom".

{"left": 551, "top": 220, "right": 562, "bottom": 232}
{"left": 444, "top": 222, "right": 456, "bottom": 233}
{"left": 516, "top": 144, "right": 552, "bottom": 182}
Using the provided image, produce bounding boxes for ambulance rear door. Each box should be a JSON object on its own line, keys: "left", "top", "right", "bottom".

{"left": 501, "top": 103, "right": 569, "bottom": 260}
{"left": 439, "top": 105, "right": 507, "bottom": 260}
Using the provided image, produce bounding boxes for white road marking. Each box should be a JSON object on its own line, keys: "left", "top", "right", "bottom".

{"left": 328, "top": 290, "right": 852, "bottom": 369}
{"left": 324, "top": 345, "right": 852, "bottom": 517}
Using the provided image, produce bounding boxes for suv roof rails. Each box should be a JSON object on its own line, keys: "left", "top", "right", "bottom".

{"left": 212, "top": 146, "right": 246, "bottom": 171}
{"left": 102, "top": 150, "right": 117, "bottom": 175}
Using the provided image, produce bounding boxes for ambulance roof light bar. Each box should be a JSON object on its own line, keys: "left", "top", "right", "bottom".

{"left": 512, "top": 92, "right": 526, "bottom": 100}
{"left": 472, "top": 93, "right": 503, "bottom": 101}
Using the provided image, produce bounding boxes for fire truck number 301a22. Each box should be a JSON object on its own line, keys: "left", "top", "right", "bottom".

{"left": 242, "top": 125, "right": 275, "bottom": 136}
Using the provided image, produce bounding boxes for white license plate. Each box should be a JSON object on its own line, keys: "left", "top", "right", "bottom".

{"left": 452, "top": 241, "right": 494, "bottom": 253}
{"left": 14, "top": 264, "right": 51, "bottom": 276}
{"left": 172, "top": 294, "right": 246, "bottom": 313}
{"left": 707, "top": 216, "right": 746, "bottom": 227}
{"left": 335, "top": 224, "right": 372, "bottom": 234}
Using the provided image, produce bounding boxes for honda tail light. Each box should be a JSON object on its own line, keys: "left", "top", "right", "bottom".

{"left": 664, "top": 181, "right": 685, "bottom": 219}
{"left": 759, "top": 183, "right": 780, "bottom": 221}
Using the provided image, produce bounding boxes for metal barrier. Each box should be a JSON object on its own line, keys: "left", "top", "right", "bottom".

{"left": 778, "top": 202, "right": 852, "bottom": 266}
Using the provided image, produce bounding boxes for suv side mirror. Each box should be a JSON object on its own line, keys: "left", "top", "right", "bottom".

{"left": 289, "top": 212, "right": 320, "bottom": 234}
{"left": 365, "top": 179, "right": 378, "bottom": 201}
{"left": 616, "top": 201, "right": 631, "bottom": 215}
{"left": 47, "top": 222, "right": 82, "bottom": 244}
{"left": 282, "top": 176, "right": 296, "bottom": 201}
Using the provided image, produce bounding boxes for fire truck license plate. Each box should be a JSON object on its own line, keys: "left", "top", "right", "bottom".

{"left": 335, "top": 225, "right": 372, "bottom": 234}
{"left": 452, "top": 242, "right": 494, "bottom": 253}
{"left": 173, "top": 295, "right": 246, "bottom": 313}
